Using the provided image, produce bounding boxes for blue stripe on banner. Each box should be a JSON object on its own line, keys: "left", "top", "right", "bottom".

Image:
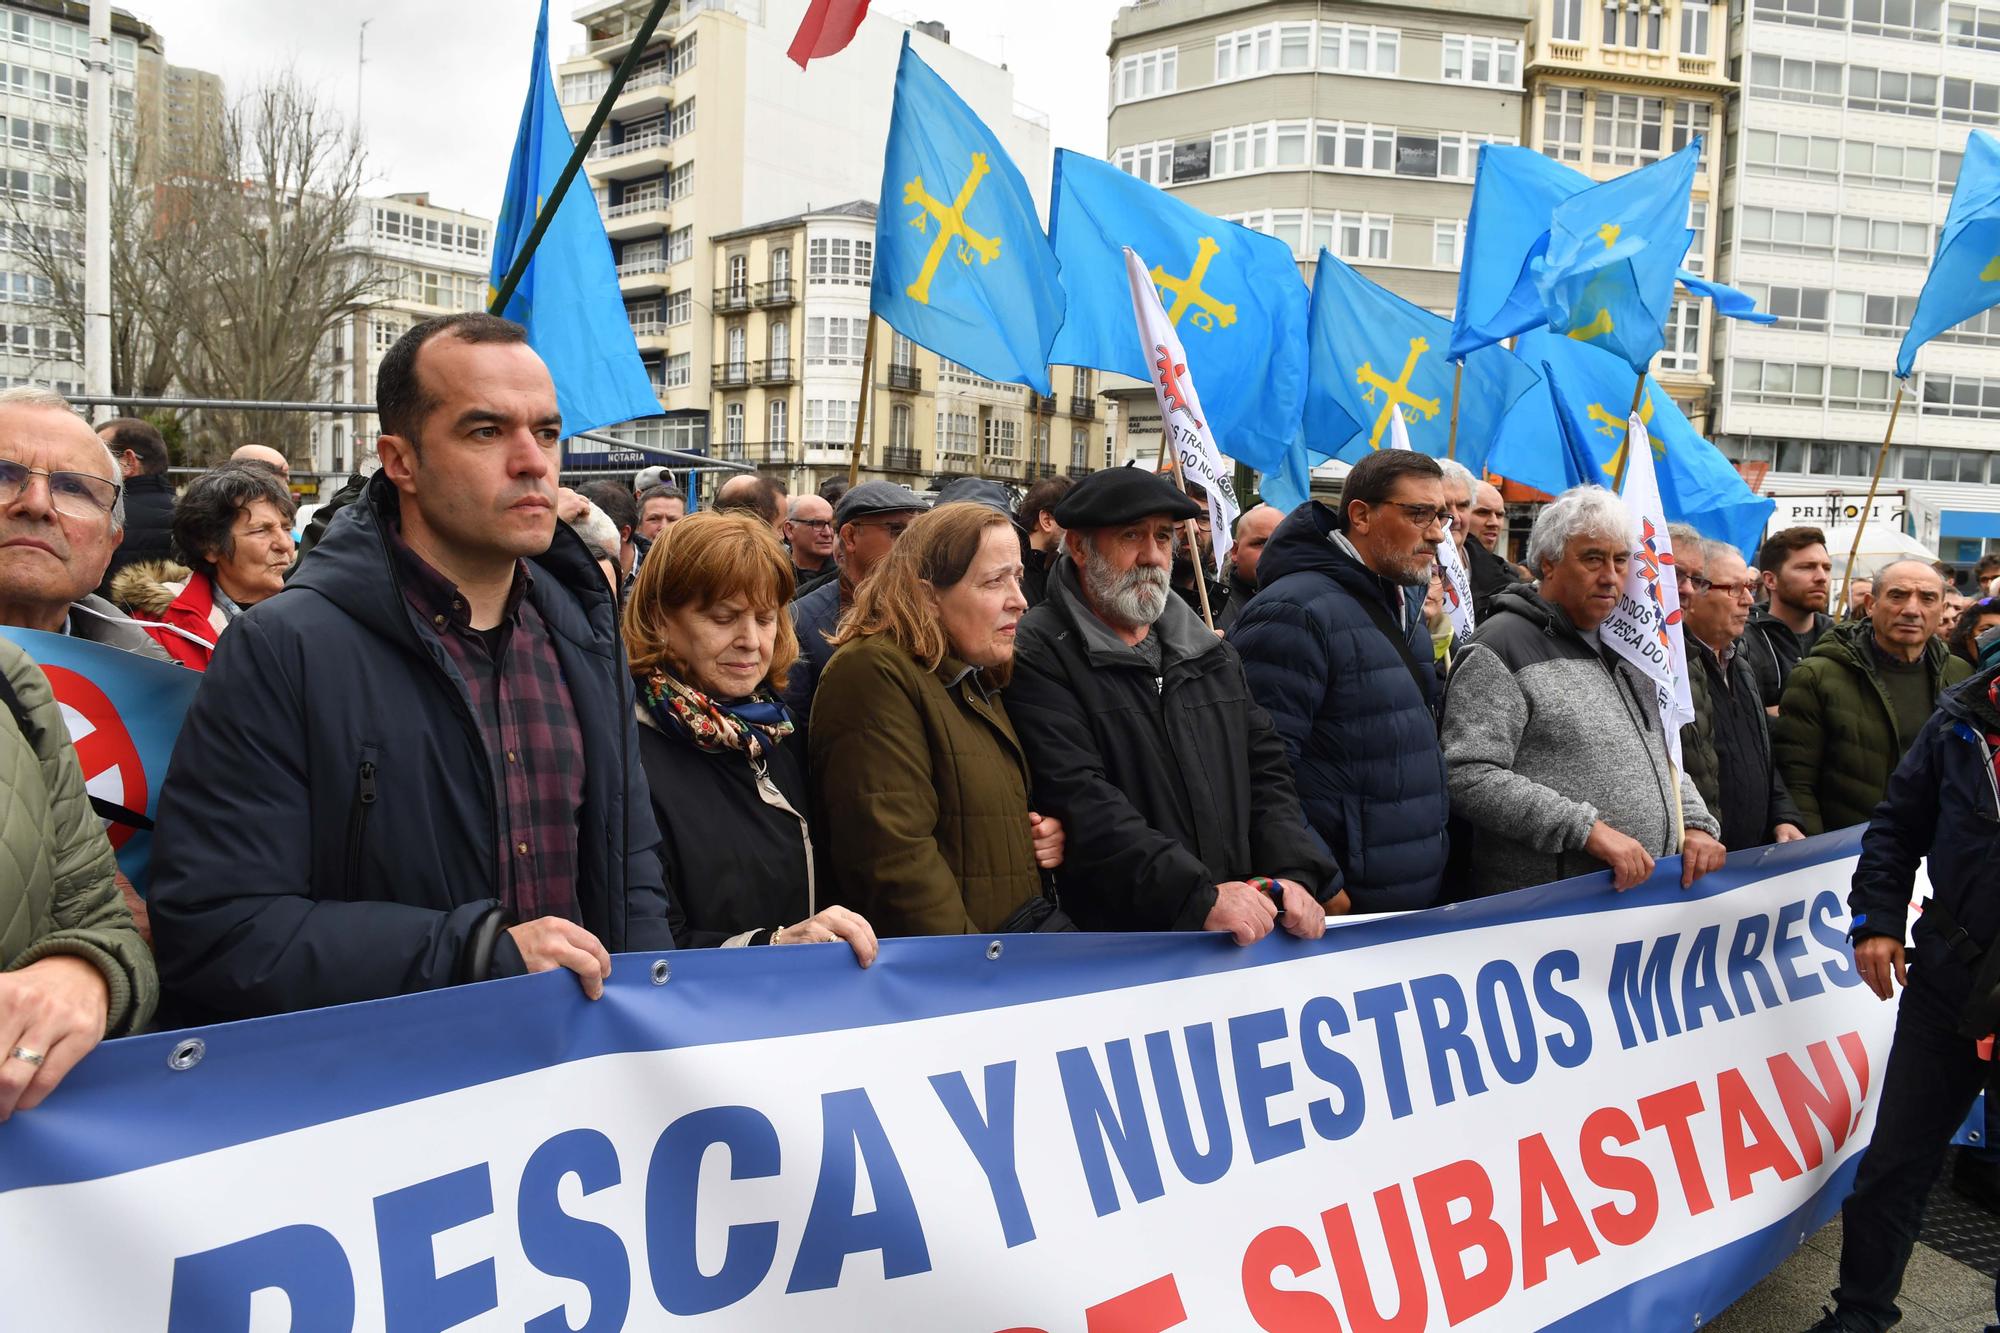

{"left": 1543, "top": 1154, "right": 1861, "bottom": 1332}
{"left": 0, "top": 827, "right": 1864, "bottom": 1196}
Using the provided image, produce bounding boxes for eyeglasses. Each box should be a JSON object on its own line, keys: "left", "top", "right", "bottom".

{"left": 849, "top": 519, "right": 913, "bottom": 539}
{"left": 790, "top": 518, "right": 833, "bottom": 530}
{"left": 1689, "top": 573, "right": 1758, "bottom": 599}
{"left": 0, "top": 456, "right": 119, "bottom": 520}
{"left": 1384, "top": 502, "right": 1451, "bottom": 527}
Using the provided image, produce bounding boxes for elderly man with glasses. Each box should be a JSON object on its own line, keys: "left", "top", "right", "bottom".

{"left": 1676, "top": 535, "right": 1805, "bottom": 851}
{"left": 0, "top": 386, "right": 169, "bottom": 662}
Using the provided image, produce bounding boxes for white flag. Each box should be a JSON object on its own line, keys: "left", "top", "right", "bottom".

{"left": 1600, "top": 413, "right": 1695, "bottom": 771}
{"left": 1389, "top": 410, "right": 1476, "bottom": 641}
{"left": 1124, "top": 246, "right": 1239, "bottom": 578}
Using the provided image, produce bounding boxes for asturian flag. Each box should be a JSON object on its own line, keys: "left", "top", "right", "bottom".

{"left": 1600, "top": 412, "right": 1696, "bottom": 772}
{"left": 1126, "top": 246, "right": 1238, "bottom": 577}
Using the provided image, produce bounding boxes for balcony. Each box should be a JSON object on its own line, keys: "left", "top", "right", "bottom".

{"left": 589, "top": 127, "right": 671, "bottom": 181}
{"left": 616, "top": 259, "right": 666, "bottom": 297}
{"left": 1033, "top": 463, "right": 1058, "bottom": 480}
{"left": 1067, "top": 464, "right": 1092, "bottom": 478}
{"left": 1677, "top": 54, "right": 1719, "bottom": 79}
{"left": 714, "top": 284, "right": 753, "bottom": 314}
{"left": 614, "top": 66, "right": 673, "bottom": 116}
{"left": 1027, "top": 391, "right": 1058, "bottom": 414}
{"left": 886, "top": 363, "right": 922, "bottom": 392}
{"left": 986, "top": 458, "right": 1022, "bottom": 479}
{"left": 883, "top": 446, "right": 922, "bottom": 472}
{"left": 713, "top": 361, "right": 750, "bottom": 389}
{"left": 741, "top": 440, "right": 792, "bottom": 464}
{"left": 754, "top": 279, "right": 796, "bottom": 307}
{"left": 1546, "top": 40, "right": 1587, "bottom": 61}
{"left": 1067, "top": 396, "right": 1098, "bottom": 419}
{"left": 603, "top": 194, "right": 668, "bottom": 239}
{"left": 755, "top": 358, "right": 795, "bottom": 385}
{"left": 627, "top": 317, "right": 663, "bottom": 336}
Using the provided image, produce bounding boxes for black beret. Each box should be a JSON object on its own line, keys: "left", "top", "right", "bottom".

{"left": 1051, "top": 465, "right": 1203, "bottom": 529}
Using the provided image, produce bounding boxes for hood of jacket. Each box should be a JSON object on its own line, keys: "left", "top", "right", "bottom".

{"left": 1046, "top": 547, "right": 1225, "bottom": 671}
{"left": 1257, "top": 500, "right": 1424, "bottom": 619}
{"left": 286, "top": 472, "right": 618, "bottom": 659}
{"left": 1805, "top": 616, "right": 1956, "bottom": 683}
{"left": 1748, "top": 604, "right": 1832, "bottom": 639}
{"left": 1941, "top": 661, "right": 2000, "bottom": 732}
{"left": 1479, "top": 581, "right": 1589, "bottom": 643}
{"left": 108, "top": 559, "right": 191, "bottom": 617}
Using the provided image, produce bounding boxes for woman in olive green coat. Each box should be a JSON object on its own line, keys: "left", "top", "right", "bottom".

{"left": 810, "top": 502, "right": 1064, "bottom": 935}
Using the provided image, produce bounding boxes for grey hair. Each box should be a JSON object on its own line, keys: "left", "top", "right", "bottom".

{"left": 566, "top": 502, "right": 621, "bottom": 563}
{"left": 1699, "top": 538, "right": 1744, "bottom": 570}
{"left": 1873, "top": 557, "right": 1945, "bottom": 587}
{"left": 0, "top": 383, "right": 124, "bottom": 529}
{"left": 1667, "top": 523, "right": 1706, "bottom": 571}
{"left": 1435, "top": 457, "right": 1477, "bottom": 504}
{"left": 1526, "top": 485, "right": 1636, "bottom": 574}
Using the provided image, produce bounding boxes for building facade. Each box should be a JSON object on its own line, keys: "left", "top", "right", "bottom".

{"left": 0, "top": 0, "right": 152, "bottom": 400}
{"left": 1711, "top": 0, "right": 2000, "bottom": 573}
{"left": 1523, "top": 0, "right": 1729, "bottom": 429}
{"left": 308, "top": 192, "right": 492, "bottom": 480}
{"left": 558, "top": 0, "right": 1050, "bottom": 468}
{"left": 133, "top": 51, "right": 222, "bottom": 185}
{"left": 710, "top": 200, "right": 1109, "bottom": 494}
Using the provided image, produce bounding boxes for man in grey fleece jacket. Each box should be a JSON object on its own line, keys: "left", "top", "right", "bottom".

{"left": 1442, "top": 486, "right": 1726, "bottom": 897}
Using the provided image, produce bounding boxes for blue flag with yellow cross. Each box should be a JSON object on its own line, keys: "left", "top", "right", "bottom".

{"left": 871, "top": 36, "right": 1064, "bottom": 396}
{"left": 1490, "top": 330, "right": 1775, "bottom": 557}
{"left": 1304, "top": 250, "right": 1537, "bottom": 474}
{"left": 489, "top": 0, "right": 661, "bottom": 439}
{"left": 1047, "top": 149, "right": 1315, "bottom": 498}
{"left": 1897, "top": 128, "right": 2000, "bottom": 377}
{"left": 1527, "top": 140, "right": 1700, "bottom": 374}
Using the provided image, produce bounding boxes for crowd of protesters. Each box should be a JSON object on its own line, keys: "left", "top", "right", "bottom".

{"left": 3, "top": 313, "right": 2000, "bottom": 1332}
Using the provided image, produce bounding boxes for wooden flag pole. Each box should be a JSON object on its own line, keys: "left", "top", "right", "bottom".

{"left": 1610, "top": 371, "right": 1648, "bottom": 492}
{"left": 1839, "top": 378, "right": 1908, "bottom": 605}
{"left": 1155, "top": 429, "right": 1216, "bottom": 632}
{"left": 1446, "top": 359, "right": 1465, "bottom": 461}
{"left": 846, "top": 318, "right": 878, "bottom": 488}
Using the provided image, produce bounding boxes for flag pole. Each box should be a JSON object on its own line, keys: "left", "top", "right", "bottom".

{"left": 1446, "top": 359, "right": 1464, "bottom": 461}
{"left": 1154, "top": 430, "right": 1217, "bottom": 632}
{"left": 489, "top": 0, "right": 677, "bottom": 315}
{"left": 1839, "top": 377, "right": 1908, "bottom": 604}
{"left": 1611, "top": 371, "right": 1648, "bottom": 492}
{"left": 847, "top": 317, "right": 878, "bottom": 487}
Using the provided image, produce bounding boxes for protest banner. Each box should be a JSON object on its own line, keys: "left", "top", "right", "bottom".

{"left": 0, "top": 830, "right": 1890, "bottom": 1331}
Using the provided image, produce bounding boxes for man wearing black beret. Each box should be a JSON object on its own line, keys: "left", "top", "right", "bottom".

{"left": 1005, "top": 467, "right": 1339, "bottom": 944}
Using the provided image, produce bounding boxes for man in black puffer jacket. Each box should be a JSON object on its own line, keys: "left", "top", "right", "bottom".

{"left": 1231, "top": 450, "right": 1450, "bottom": 912}
{"left": 95, "top": 417, "right": 174, "bottom": 597}
{"left": 151, "top": 314, "right": 675, "bottom": 1025}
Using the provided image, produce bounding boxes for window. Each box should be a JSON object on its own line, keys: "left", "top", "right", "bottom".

{"left": 769, "top": 320, "right": 789, "bottom": 363}
{"left": 806, "top": 399, "right": 859, "bottom": 444}
{"left": 1685, "top": 200, "right": 1709, "bottom": 274}
{"left": 1943, "top": 76, "right": 2000, "bottom": 124}
{"left": 1837, "top": 215, "right": 1931, "bottom": 263}
{"left": 1114, "top": 140, "right": 1175, "bottom": 186}
{"left": 1543, "top": 88, "right": 1586, "bottom": 162}
{"left": 1748, "top": 55, "right": 1843, "bottom": 106}
{"left": 1920, "top": 373, "right": 2000, "bottom": 420}
{"left": 771, "top": 248, "right": 791, "bottom": 283}
{"left": 1832, "top": 290, "right": 1916, "bottom": 336}
{"left": 1852, "top": 0, "right": 1945, "bottom": 37}
{"left": 1733, "top": 359, "right": 1825, "bottom": 407}
{"left": 669, "top": 33, "right": 697, "bottom": 78}
{"left": 1950, "top": 1, "right": 2000, "bottom": 48}
{"left": 1844, "top": 140, "right": 1933, "bottom": 189}
{"left": 1745, "top": 130, "right": 1842, "bottom": 180}
{"left": 1829, "top": 366, "right": 1897, "bottom": 411}
{"left": 1748, "top": 283, "right": 1832, "bottom": 330}
{"left": 936, "top": 411, "right": 976, "bottom": 455}
{"left": 983, "top": 417, "right": 1018, "bottom": 459}
{"left": 725, "top": 326, "right": 747, "bottom": 372}
{"left": 1847, "top": 66, "right": 1936, "bottom": 116}
{"left": 891, "top": 332, "right": 915, "bottom": 369}
{"left": 1671, "top": 101, "right": 1712, "bottom": 163}
{"left": 1594, "top": 94, "right": 1663, "bottom": 167}
{"left": 1329, "top": 121, "right": 1393, "bottom": 172}
{"left": 1214, "top": 27, "right": 1274, "bottom": 80}
{"left": 890, "top": 403, "right": 911, "bottom": 452}
{"left": 662, "top": 353, "right": 691, "bottom": 389}
{"left": 726, "top": 254, "right": 748, "bottom": 298}
{"left": 1072, "top": 368, "right": 1093, "bottom": 398}
{"left": 1115, "top": 48, "right": 1178, "bottom": 103}
{"left": 1319, "top": 22, "right": 1399, "bottom": 73}
{"left": 1274, "top": 121, "right": 1309, "bottom": 166}
{"left": 807, "top": 236, "right": 872, "bottom": 283}
{"left": 1441, "top": 35, "right": 1521, "bottom": 87}
{"left": 724, "top": 403, "right": 745, "bottom": 450}
{"left": 1332, "top": 212, "right": 1392, "bottom": 261}
{"left": 666, "top": 162, "right": 693, "bottom": 201}
{"left": 1395, "top": 134, "right": 1440, "bottom": 177}
{"left": 1211, "top": 123, "right": 1271, "bottom": 176}
{"left": 669, "top": 99, "right": 695, "bottom": 138}
{"left": 1737, "top": 206, "right": 1838, "bottom": 254}
{"left": 1681, "top": 2, "right": 1713, "bottom": 52}
{"left": 806, "top": 316, "right": 863, "bottom": 364}
{"left": 1661, "top": 299, "right": 1703, "bottom": 372}
{"left": 769, "top": 399, "right": 788, "bottom": 444}
{"left": 1554, "top": 0, "right": 1586, "bottom": 40}
{"left": 1602, "top": 0, "right": 1664, "bottom": 47}
{"left": 1071, "top": 426, "right": 1089, "bottom": 469}
{"left": 1433, "top": 219, "right": 1464, "bottom": 268}
{"left": 1751, "top": 0, "right": 1846, "bottom": 27}
{"left": 1439, "top": 131, "right": 1515, "bottom": 180}
{"left": 666, "top": 226, "right": 692, "bottom": 265}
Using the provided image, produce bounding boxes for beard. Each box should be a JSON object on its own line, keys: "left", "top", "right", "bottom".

{"left": 1081, "top": 541, "right": 1171, "bottom": 629}
{"left": 1385, "top": 547, "right": 1437, "bottom": 587}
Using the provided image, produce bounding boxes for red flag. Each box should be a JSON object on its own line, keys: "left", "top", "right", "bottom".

{"left": 787, "top": 0, "right": 871, "bottom": 68}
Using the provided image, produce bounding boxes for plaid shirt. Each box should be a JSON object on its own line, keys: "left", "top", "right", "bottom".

{"left": 388, "top": 522, "right": 584, "bottom": 925}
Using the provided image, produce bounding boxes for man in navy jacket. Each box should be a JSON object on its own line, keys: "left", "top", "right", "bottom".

{"left": 151, "top": 314, "right": 675, "bottom": 1024}
{"left": 1231, "top": 449, "right": 1452, "bottom": 912}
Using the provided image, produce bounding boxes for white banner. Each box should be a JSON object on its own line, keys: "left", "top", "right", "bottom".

{"left": 1604, "top": 412, "right": 1696, "bottom": 772}
{"left": 1394, "top": 409, "right": 1477, "bottom": 642}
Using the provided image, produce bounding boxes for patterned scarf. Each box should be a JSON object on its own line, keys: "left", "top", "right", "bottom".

{"left": 641, "top": 668, "right": 794, "bottom": 757}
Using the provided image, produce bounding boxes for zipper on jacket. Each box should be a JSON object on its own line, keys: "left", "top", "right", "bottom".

{"left": 344, "top": 756, "right": 378, "bottom": 901}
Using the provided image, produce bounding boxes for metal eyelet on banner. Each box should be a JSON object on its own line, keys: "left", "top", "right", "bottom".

{"left": 167, "top": 1038, "right": 204, "bottom": 1072}
{"left": 986, "top": 940, "right": 1003, "bottom": 960}
{"left": 651, "top": 959, "right": 671, "bottom": 985}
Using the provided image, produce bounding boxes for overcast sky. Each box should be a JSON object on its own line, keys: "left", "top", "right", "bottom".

{"left": 121, "top": 0, "right": 1123, "bottom": 218}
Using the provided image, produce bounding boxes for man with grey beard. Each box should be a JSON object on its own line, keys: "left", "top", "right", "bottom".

{"left": 1007, "top": 468, "right": 1337, "bottom": 945}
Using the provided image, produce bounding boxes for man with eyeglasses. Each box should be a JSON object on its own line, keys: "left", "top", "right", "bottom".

{"left": 1676, "top": 537, "right": 1805, "bottom": 851}
{"left": 783, "top": 480, "right": 924, "bottom": 722}
{"left": 0, "top": 385, "right": 169, "bottom": 663}
{"left": 1232, "top": 449, "right": 1452, "bottom": 912}
{"left": 1441, "top": 485, "right": 1723, "bottom": 897}
{"left": 784, "top": 493, "right": 837, "bottom": 588}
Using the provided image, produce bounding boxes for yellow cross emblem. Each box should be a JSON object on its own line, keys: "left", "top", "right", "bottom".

{"left": 1565, "top": 223, "right": 1625, "bottom": 342}
{"left": 902, "top": 153, "right": 1001, "bottom": 305}
{"left": 1983, "top": 256, "right": 2000, "bottom": 281}
{"left": 1150, "top": 237, "right": 1237, "bottom": 332}
{"left": 1597, "top": 395, "right": 1665, "bottom": 481}
{"left": 1356, "top": 336, "right": 1441, "bottom": 448}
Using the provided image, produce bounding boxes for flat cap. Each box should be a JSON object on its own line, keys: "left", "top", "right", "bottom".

{"left": 633, "top": 465, "right": 670, "bottom": 492}
{"left": 934, "top": 476, "right": 1015, "bottom": 517}
{"left": 834, "top": 479, "right": 927, "bottom": 528}
{"left": 1051, "top": 465, "right": 1202, "bottom": 529}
